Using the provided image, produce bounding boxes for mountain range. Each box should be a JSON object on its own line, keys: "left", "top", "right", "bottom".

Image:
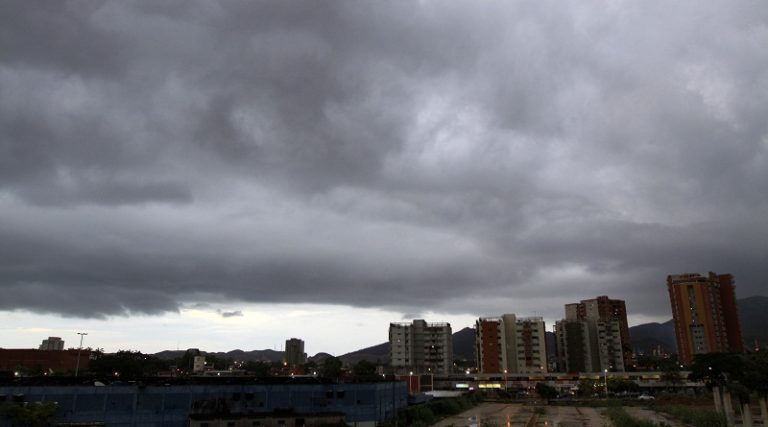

{"left": 154, "top": 296, "right": 767, "bottom": 364}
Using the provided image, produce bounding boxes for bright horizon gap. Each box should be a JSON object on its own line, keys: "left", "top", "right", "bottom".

{"left": 1, "top": 302, "right": 676, "bottom": 355}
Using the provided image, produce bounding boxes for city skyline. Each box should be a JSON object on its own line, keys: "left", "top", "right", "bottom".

{"left": 2, "top": 287, "right": 757, "bottom": 356}
{"left": 2, "top": 1, "right": 768, "bottom": 355}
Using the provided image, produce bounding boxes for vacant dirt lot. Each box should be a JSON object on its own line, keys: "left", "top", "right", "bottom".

{"left": 430, "top": 403, "right": 610, "bottom": 427}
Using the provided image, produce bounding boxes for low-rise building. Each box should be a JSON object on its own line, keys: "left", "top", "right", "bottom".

{"left": 0, "top": 378, "right": 406, "bottom": 426}
{"left": 0, "top": 348, "right": 91, "bottom": 374}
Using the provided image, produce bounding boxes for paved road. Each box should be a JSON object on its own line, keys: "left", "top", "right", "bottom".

{"left": 430, "top": 403, "right": 610, "bottom": 427}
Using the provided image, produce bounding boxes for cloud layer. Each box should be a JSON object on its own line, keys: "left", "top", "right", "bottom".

{"left": 1, "top": 0, "right": 767, "bottom": 321}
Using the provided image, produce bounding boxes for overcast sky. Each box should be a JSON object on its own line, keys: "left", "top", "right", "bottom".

{"left": 2, "top": 1, "right": 767, "bottom": 355}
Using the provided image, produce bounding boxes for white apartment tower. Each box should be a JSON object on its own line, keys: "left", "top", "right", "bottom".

{"left": 389, "top": 319, "right": 452, "bottom": 375}
{"left": 39, "top": 337, "right": 64, "bottom": 351}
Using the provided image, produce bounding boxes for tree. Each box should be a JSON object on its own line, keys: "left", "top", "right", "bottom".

{"left": 176, "top": 348, "right": 201, "bottom": 374}
{"left": 321, "top": 356, "right": 343, "bottom": 380}
{"left": 608, "top": 377, "right": 641, "bottom": 393}
{"left": 535, "top": 383, "right": 558, "bottom": 399}
{"left": 740, "top": 351, "right": 768, "bottom": 397}
{"left": 89, "top": 350, "right": 170, "bottom": 378}
{"left": 303, "top": 360, "right": 318, "bottom": 375}
{"left": 688, "top": 353, "right": 745, "bottom": 387}
{"left": 1, "top": 402, "right": 57, "bottom": 427}
{"left": 243, "top": 361, "right": 272, "bottom": 377}
{"left": 576, "top": 378, "right": 600, "bottom": 396}
{"left": 659, "top": 356, "right": 683, "bottom": 385}
{"left": 352, "top": 360, "right": 378, "bottom": 380}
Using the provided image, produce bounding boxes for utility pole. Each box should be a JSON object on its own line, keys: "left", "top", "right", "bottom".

{"left": 75, "top": 332, "right": 88, "bottom": 377}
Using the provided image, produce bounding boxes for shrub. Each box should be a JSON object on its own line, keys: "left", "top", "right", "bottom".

{"left": 656, "top": 405, "right": 726, "bottom": 427}
{"left": 605, "top": 406, "right": 660, "bottom": 427}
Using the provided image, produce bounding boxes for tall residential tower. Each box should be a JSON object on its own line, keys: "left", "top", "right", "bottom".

{"left": 555, "top": 295, "right": 629, "bottom": 372}
{"left": 475, "top": 314, "right": 547, "bottom": 374}
{"left": 389, "top": 319, "right": 453, "bottom": 375}
{"left": 284, "top": 338, "right": 307, "bottom": 368}
{"left": 668, "top": 272, "right": 744, "bottom": 365}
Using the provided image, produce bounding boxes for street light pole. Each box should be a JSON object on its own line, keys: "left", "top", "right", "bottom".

{"left": 604, "top": 368, "right": 608, "bottom": 396}
{"left": 75, "top": 332, "right": 88, "bottom": 377}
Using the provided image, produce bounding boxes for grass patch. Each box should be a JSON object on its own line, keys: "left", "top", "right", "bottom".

{"left": 656, "top": 405, "right": 726, "bottom": 427}
{"left": 605, "top": 407, "right": 663, "bottom": 427}
{"left": 392, "top": 393, "right": 484, "bottom": 426}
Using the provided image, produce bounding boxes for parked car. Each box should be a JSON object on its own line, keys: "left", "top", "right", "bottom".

{"left": 638, "top": 394, "right": 655, "bottom": 401}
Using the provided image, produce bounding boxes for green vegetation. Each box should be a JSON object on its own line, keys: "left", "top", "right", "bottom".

{"left": 609, "top": 377, "right": 642, "bottom": 393}
{"left": 351, "top": 360, "right": 378, "bottom": 380}
{"left": 320, "top": 356, "right": 343, "bottom": 380}
{"left": 605, "top": 406, "right": 662, "bottom": 427}
{"left": 535, "top": 382, "right": 558, "bottom": 399}
{"left": 89, "top": 350, "right": 170, "bottom": 378}
{"left": 0, "top": 402, "right": 57, "bottom": 427}
{"left": 656, "top": 405, "right": 726, "bottom": 427}
{"left": 394, "top": 393, "right": 483, "bottom": 426}
{"left": 242, "top": 360, "right": 272, "bottom": 377}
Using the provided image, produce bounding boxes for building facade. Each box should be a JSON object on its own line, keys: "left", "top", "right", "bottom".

{"left": 668, "top": 272, "right": 744, "bottom": 365}
{"left": 555, "top": 319, "right": 598, "bottom": 373}
{"left": 475, "top": 315, "right": 547, "bottom": 374}
{"left": 0, "top": 349, "right": 91, "bottom": 374}
{"left": 564, "top": 296, "right": 632, "bottom": 369}
{"left": 38, "top": 337, "right": 65, "bottom": 351}
{"left": 555, "top": 315, "right": 626, "bottom": 372}
{"left": 283, "top": 338, "right": 307, "bottom": 368}
{"left": 0, "top": 380, "right": 407, "bottom": 427}
{"left": 389, "top": 320, "right": 452, "bottom": 375}
{"left": 476, "top": 317, "right": 505, "bottom": 374}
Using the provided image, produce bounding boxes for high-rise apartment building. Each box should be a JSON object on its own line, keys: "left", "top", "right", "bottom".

{"left": 476, "top": 317, "right": 505, "bottom": 374}
{"left": 564, "top": 296, "right": 632, "bottom": 368}
{"left": 554, "top": 318, "right": 625, "bottom": 373}
{"left": 389, "top": 320, "right": 452, "bottom": 375}
{"left": 555, "top": 319, "right": 597, "bottom": 373}
{"left": 668, "top": 272, "right": 744, "bottom": 365}
{"left": 284, "top": 338, "right": 307, "bottom": 367}
{"left": 475, "top": 315, "right": 547, "bottom": 374}
{"left": 39, "top": 337, "right": 65, "bottom": 351}
{"left": 555, "top": 296, "right": 628, "bottom": 373}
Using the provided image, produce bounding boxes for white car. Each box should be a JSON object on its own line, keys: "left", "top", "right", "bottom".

{"left": 638, "top": 394, "right": 655, "bottom": 401}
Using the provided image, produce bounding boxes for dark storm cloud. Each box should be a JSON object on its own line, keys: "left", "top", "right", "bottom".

{"left": 1, "top": 0, "right": 767, "bottom": 322}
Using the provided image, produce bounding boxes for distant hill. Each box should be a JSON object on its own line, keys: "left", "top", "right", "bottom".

{"left": 739, "top": 296, "right": 768, "bottom": 349}
{"left": 452, "top": 327, "right": 475, "bottom": 361}
{"left": 338, "top": 343, "right": 389, "bottom": 365}
{"left": 154, "top": 349, "right": 285, "bottom": 363}
{"left": 151, "top": 297, "right": 766, "bottom": 365}
{"left": 629, "top": 320, "right": 676, "bottom": 355}
{"left": 336, "top": 326, "right": 477, "bottom": 365}
{"left": 629, "top": 296, "right": 768, "bottom": 355}
{"left": 308, "top": 352, "right": 333, "bottom": 363}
